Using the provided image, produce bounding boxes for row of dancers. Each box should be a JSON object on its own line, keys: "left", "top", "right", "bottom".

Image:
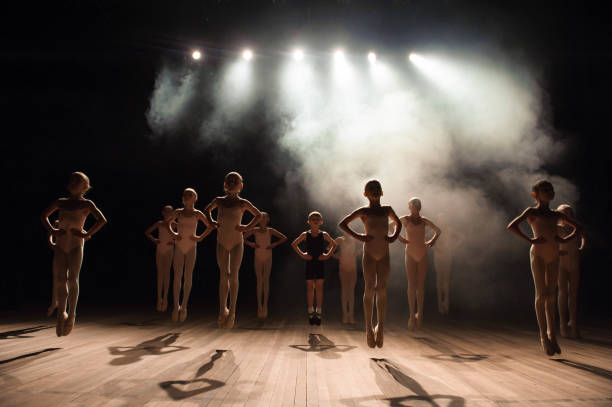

{"left": 41, "top": 172, "right": 584, "bottom": 355}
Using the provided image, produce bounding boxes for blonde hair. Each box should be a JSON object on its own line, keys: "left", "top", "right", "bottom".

{"left": 224, "top": 171, "right": 243, "bottom": 192}
{"left": 408, "top": 197, "right": 422, "bottom": 211}
{"left": 556, "top": 204, "right": 574, "bottom": 217}
{"left": 183, "top": 188, "right": 198, "bottom": 200}
{"left": 308, "top": 211, "right": 322, "bottom": 221}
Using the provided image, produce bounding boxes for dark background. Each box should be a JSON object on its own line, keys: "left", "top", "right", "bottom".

{"left": 3, "top": 1, "right": 610, "bottom": 322}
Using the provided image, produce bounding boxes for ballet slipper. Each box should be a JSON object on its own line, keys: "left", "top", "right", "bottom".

{"left": 172, "top": 306, "right": 180, "bottom": 323}
{"left": 224, "top": 313, "right": 235, "bottom": 329}
{"left": 56, "top": 312, "right": 68, "bottom": 337}
{"left": 63, "top": 315, "right": 75, "bottom": 336}
{"left": 415, "top": 313, "right": 423, "bottom": 329}
{"left": 549, "top": 336, "right": 561, "bottom": 354}
{"left": 218, "top": 308, "right": 229, "bottom": 328}
{"left": 540, "top": 337, "right": 554, "bottom": 356}
{"left": 179, "top": 305, "right": 187, "bottom": 322}
{"left": 263, "top": 305, "right": 268, "bottom": 319}
{"left": 408, "top": 316, "right": 416, "bottom": 330}
{"left": 366, "top": 327, "right": 376, "bottom": 348}
{"left": 257, "top": 307, "right": 264, "bottom": 319}
{"left": 161, "top": 298, "right": 168, "bottom": 312}
{"left": 374, "top": 324, "right": 384, "bottom": 348}
{"left": 559, "top": 324, "right": 569, "bottom": 338}
{"left": 568, "top": 322, "right": 581, "bottom": 339}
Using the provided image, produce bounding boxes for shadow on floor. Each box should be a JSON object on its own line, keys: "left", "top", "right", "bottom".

{"left": 159, "top": 350, "right": 230, "bottom": 400}
{"left": 369, "top": 358, "right": 466, "bottom": 407}
{"left": 552, "top": 358, "right": 612, "bottom": 381}
{"left": 237, "top": 320, "right": 280, "bottom": 331}
{"left": 0, "top": 326, "right": 53, "bottom": 339}
{"left": 415, "top": 336, "right": 488, "bottom": 363}
{"left": 108, "top": 333, "right": 188, "bottom": 365}
{"left": 289, "top": 333, "right": 356, "bottom": 359}
{"left": 0, "top": 348, "right": 61, "bottom": 365}
{"left": 120, "top": 319, "right": 161, "bottom": 327}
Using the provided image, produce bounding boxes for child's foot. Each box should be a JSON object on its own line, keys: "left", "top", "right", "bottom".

{"left": 415, "top": 313, "right": 422, "bottom": 329}
{"left": 218, "top": 308, "right": 229, "bottom": 328}
{"left": 56, "top": 312, "right": 68, "bottom": 337}
{"left": 161, "top": 298, "right": 168, "bottom": 312}
{"left": 560, "top": 324, "right": 568, "bottom": 338}
{"left": 374, "top": 324, "right": 384, "bottom": 348}
{"left": 342, "top": 314, "right": 348, "bottom": 324}
{"left": 568, "top": 322, "right": 581, "bottom": 339}
{"left": 263, "top": 305, "right": 268, "bottom": 319}
{"left": 540, "top": 337, "right": 554, "bottom": 356}
{"left": 549, "top": 336, "right": 561, "bottom": 355}
{"left": 257, "top": 307, "right": 264, "bottom": 319}
{"left": 314, "top": 312, "right": 321, "bottom": 326}
{"left": 308, "top": 312, "right": 315, "bottom": 325}
{"left": 63, "top": 315, "right": 75, "bottom": 336}
{"left": 179, "top": 305, "right": 187, "bottom": 322}
{"left": 366, "top": 327, "right": 376, "bottom": 348}
{"left": 172, "top": 306, "right": 180, "bottom": 323}
{"left": 408, "top": 316, "right": 416, "bottom": 330}
{"left": 224, "top": 313, "right": 235, "bottom": 329}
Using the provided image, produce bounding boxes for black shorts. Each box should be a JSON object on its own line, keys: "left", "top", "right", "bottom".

{"left": 305, "top": 260, "right": 325, "bottom": 280}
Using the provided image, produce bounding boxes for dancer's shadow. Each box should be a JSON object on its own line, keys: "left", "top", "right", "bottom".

{"left": 108, "top": 333, "right": 188, "bottom": 365}
{"left": 120, "top": 319, "right": 161, "bottom": 328}
{"left": 289, "top": 333, "right": 356, "bottom": 359}
{"left": 415, "top": 337, "right": 487, "bottom": 363}
{"left": 159, "top": 350, "right": 231, "bottom": 400}
{"left": 0, "top": 326, "right": 53, "bottom": 339}
{"left": 0, "top": 348, "right": 60, "bottom": 365}
{"left": 552, "top": 358, "right": 612, "bottom": 381}
{"left": 369, "top": 358, "right": 465, "bottom": 407}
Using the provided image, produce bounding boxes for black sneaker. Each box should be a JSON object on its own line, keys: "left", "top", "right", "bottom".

{"left": 314, "top": 312, "right": 321, "bottom": 326}
{"left": 308, "top": 312, "right": 315, "bottom": 325}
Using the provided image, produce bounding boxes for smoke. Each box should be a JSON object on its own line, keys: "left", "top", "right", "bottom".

{"left": 145, "top": 45, "right": 578, "bottom": 312}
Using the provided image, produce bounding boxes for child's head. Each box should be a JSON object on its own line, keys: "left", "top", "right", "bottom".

{"left": 162, "top": 205, "right": 174, "bottom": 220}
{"left": 67, "top": 171, "right": 91, "bottom": 196}
{"left": 182, "top": 188, "right": 198, "bottom": 206}
{"left": 224, "top": 171, "right": 243, "bottom": 194}
{"left": 307, "top": 211, "right": 323, "bottom": 228}
{"left": 408, "top": 197, "right": 422, "bottom": 214}
{"left": 532, "top": 180, "right": 554, "bottom": 203}
{"left": 364, "top": 179, "right": 383, "bottom": 200}
{"left": 259, "top": 211, "right": 270, "bottom": 227}
{"left": 556, "top": 204, "right": 574, "bottom": 218}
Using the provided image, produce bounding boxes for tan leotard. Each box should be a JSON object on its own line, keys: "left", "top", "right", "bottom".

{"left": 254, "top": 227, "right": 272, "bottom": 261}
{"left": 157, "top": 222, "right": 175, "bottom": 254}
{"left": 558, "top": 224, "right": 580, "bottom": 268}
{"left": 527, "top": 215, "right": 559, "bottom": 264}
{"left": 217, "top": 204, "right": 243, "bottom": 251}
{"left": 338, "top": 237, "right": 357, "bottom": 270}
{"left": 403, "top": 217, "right": 427, "bottom": 262}
{"left": 364, "top": 212, "right": 390, "bottom": 261}
{"left": 55, "top": 208, "right": 88, "bottom": 252}
{"left": 176, "top": 212, "right": 198, "bottom": 254}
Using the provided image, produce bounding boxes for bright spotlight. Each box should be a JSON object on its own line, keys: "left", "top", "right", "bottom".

{"left": 368, "top": 51, "right": 376, "bottom": 64}
{"left": 409, "top": 53, "right": 420, "bottom": 63}
{"left": 242, "top": 49, "right": 253, "bottom": 61}
{"left": 191, "top": 50, "right": 202, "bottom": 60}
{"left": 333, "top": 49, "right": 345, "bottom": 61}
{"left": 292, "top": 48, "right": 304, "bottom": 61}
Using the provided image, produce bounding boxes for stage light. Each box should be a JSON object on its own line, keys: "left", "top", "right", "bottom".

{"left": 242, "top": 49, "right": 253, "bottom": 61}
{"left": 192, "top": 50, "right": 202, "bottom": 60}
{"left": 333, "top": 49, "right": 345, "bottom": 61}
{"left": 368, "top": 51, "right": 376, "bottom": 64}
{"left": 292, "top": 49, "right": 304, "bottom": 61}
{"left": 409, "top": 53, "right": 420, "bottom": 63}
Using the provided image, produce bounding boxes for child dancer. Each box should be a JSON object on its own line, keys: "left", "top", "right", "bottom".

{"left": 167, "top": 189, "right": 212, "bottom": 322}
{"left": 339, "top": 180, "right": 401, "bottom": 348}
{"left": 40, "top": 172, "right": 107, "bottom": 336}
{"left": 507, "top": 180, "right": 580, "bottom": 355}
{"left": 244, "top": 212, "right": 288, "bottom": 319}
{"left": 399, "top": 198, "right": 441, "bottom": 329}
{"left": 291, "top": 212, "right": 337, "bottom": 325}
{"left": 145, "top": 205, "right": 178, "bottom": 312}
{"left": 204, "top": 172, "right": 262, "bottom": 329}
{"left": 333, "top": 230, "right": 360, "bottom": 324}
{"left": 556, "top": 204, "right": 585, "bottom": 339}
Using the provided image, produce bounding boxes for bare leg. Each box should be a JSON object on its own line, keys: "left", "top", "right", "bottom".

{"left": 179, "top": 246, "right": 196, "bottom": 322}
{"left": 374, "top": 255, "right": 390, "bottom": 348}
{"left": 262, "top": 256, "right": 272, "bottom": 318}
{"left": 254, "top": 257, "right": 264, "bottom": 317}
{"left": 225, "top": 243, "right": 244, "bottom": 328}
{"left": 159, "top": 249, "right": 173, "bottom": 311}
{"left": 415, "top": 256, "right": 427, "bottom": 328}
{"left": 155, "top": 250, "right": 164, "bottom": 311}
{"left": 557, "top": 265, "right": 569, "bottom": 337}
{"left": 568, "top": 264, "right": 580, "bottom": 338}
{"left": 306, "top": 280, "right": 315, "bottom": 309}
{"left": 340, "top": 267, "right": 356, "bottom": 323}
{"left": 48, "top": 249, "right": 59, "bottom": 316}
{"left": 435, "top": 254, "right": 451, "bottom": 315}
{"left": 315, "top": 279, "right": 324, "bottom": 310}
{"left": 216, "top": 243, "right": 230, "bottom": 327}
{"left": 362, "top": 252, "right": 376, "bottom": 348}
{"left": 52, "top": 250, "right": 69, "bottom": 336}
{"left": 63, "top": 246, "right": 84, "bottom": 335}
{"left": 405, "top": 254, "right": 418, "bottom": 329}
{"left": 531, "top": 253, "right": 553, "bottom": 355}
{"left": 172, "top": 251, "right": 185, "bottom": 322}
{"left": 545, "top": 259, "right": 560, "bottom": 353}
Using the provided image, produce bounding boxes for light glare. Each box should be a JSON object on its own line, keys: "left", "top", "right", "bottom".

{"left": 368, "top": 52, "right": 376, "bottom": 63}
{"left": 192, "top": 50, "right": 201, "bottom": 60}
{"left": 242, "top": 49, "right": 253, "bottom": 61}
{"left": 333, "top": 49, "right": 345, "bottom": 61}
{"left": 292, "top": 49, "right": 304, "bottom": 61}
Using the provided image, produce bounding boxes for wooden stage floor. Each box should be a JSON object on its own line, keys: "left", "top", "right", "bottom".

{"left": 1, "top": 310, "right": 611, "bottom": 406}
